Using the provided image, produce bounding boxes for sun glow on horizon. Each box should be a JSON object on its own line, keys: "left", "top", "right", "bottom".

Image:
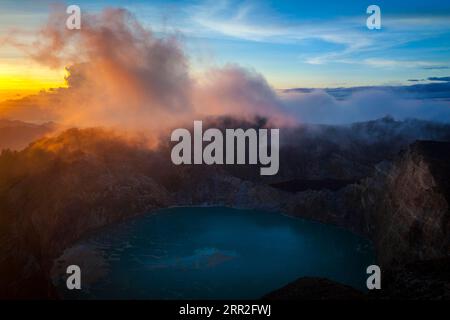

{"left": 0, "top": 60, "right": 68, "bottom": 102}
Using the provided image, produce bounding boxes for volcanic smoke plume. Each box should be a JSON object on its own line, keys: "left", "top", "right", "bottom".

{"left": 1, "top": 7, "right": 293, "bottom": 133}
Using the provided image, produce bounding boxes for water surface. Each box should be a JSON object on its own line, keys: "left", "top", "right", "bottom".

{"left": 54, "top": 207, "right": 374, "bottom": 299}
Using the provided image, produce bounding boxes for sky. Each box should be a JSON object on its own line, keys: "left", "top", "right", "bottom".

{"left": 0, "top": 0, "right": 450, "bottom": 100}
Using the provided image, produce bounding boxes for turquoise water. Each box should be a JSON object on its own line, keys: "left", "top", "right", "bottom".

{"left": 57, "top": 207, "right": 374, "bottom": 299}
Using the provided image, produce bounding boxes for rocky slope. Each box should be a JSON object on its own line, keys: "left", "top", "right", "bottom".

{"left": 360, "top": 141, "right": 450, "bottom": 268}
{"left": 265, "top": 140, "right": 450, "bottom": 299}
{"left": 371, "top": 257, "right": 450, "bottom": 299}
{"left": 264, "top": 257, "right": 450, "bottom": 300}
{"left": 262, "top": 277, "right": 366, "bottom": 300}
{"left": 0, "top": 129, "right": 171, "bottom": 298}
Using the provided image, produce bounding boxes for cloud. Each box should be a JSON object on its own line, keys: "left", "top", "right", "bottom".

{"left": 422, "top": 66, "right": 449, "bottom": 70}
{"left": 1, "top": 7, "right": 292, "bottom": 130}
{"left": 281, "top": 88, "right": 450, "bottom": 124}
{"left": 185, "top": 1, "right": 450, "bottom": 68}
{"left": 191, "top": 1, "right": 374, "bottom": 63}
{"left": 3, "top": 8, "right": 194, "bottom": 131}
{"left": 193, "top": 65, "right": 294, "bottom": 125}
{"left": 428, "top": 76, "right": 450, "bottom": 82}
{"left": 362, "top": 58, "right": 448, "bottom": 69}
{"left": 2, "top": 6, "right": 450, "bottom": 131}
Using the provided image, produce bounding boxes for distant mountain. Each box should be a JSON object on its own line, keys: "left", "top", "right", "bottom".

{"left": 284, "top": 79, "right": 450, "bottom": 101}
{"left": 0, "top": 119, "right": 56, "bottom": 151}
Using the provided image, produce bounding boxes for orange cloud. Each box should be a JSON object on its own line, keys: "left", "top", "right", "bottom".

{"left": 1, "top": 7, "right": 294, "bottom": 132}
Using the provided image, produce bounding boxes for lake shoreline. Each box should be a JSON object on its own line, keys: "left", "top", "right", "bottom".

{"left": 53, "top": 206, "right": 375, "bottom": 300}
